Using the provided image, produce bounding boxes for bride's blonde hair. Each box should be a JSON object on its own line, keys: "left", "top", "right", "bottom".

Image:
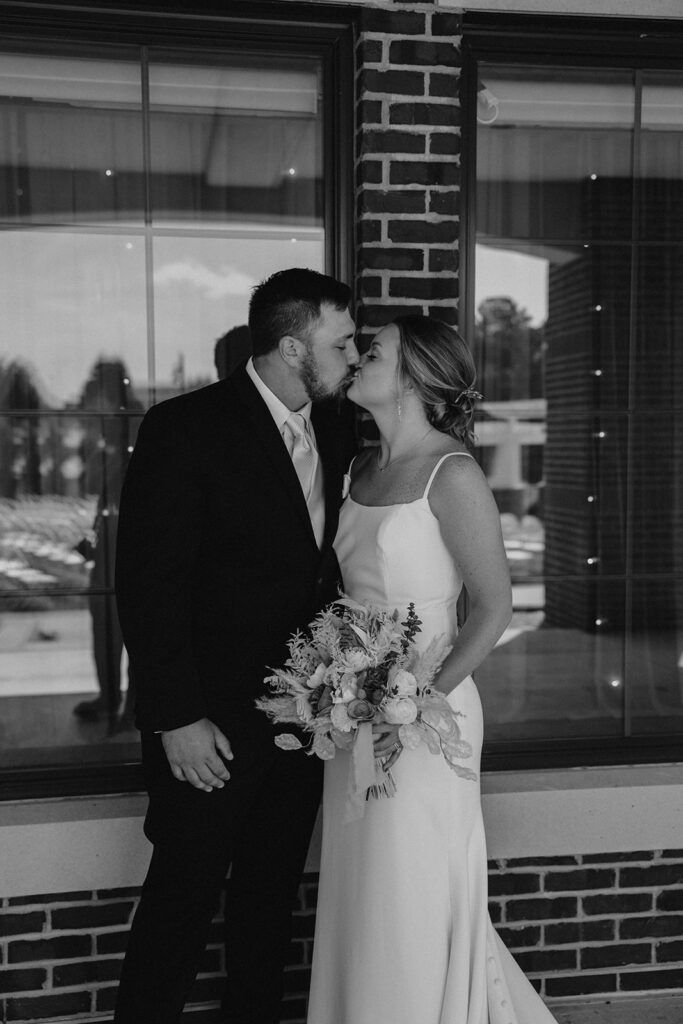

{"left": 394, "top": 315, "right": 480, "bottom": 447}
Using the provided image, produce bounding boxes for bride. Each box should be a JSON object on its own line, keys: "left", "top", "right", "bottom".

{"left": 307, "top": 316, "right": 557, "bottom": 1024}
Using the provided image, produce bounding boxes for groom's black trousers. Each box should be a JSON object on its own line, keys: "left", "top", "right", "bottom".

{"left": 114, "top": 719, "right": 322, "bottom": 1024}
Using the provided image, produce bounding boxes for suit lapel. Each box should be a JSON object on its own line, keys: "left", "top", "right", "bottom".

{"left": 226, "top": 366, "right": 318, "bottom": 546}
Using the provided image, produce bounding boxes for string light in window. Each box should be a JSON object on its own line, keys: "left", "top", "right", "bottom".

{"left": 595, "top": 617, "right": 606, "bottom": 626}
{"left": 586, "top": 557, "right": 599, "bottom": 565}
{"left": 609, "top": 678, "right": 621, "bottom": 688}
{"left": 587, "top": 495, "right": 596, "bottom": 503}
{"left": 592, "top": 369, "right": 603, "bottom": 377}
{"left": 594, "top": 304, "right": 602, "bottom": 312}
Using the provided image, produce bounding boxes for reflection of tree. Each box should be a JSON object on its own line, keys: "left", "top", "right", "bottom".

{"left": 474, "top": 298, "right": 546, "bottom": 489}
{"left": 474, "top": 296, "right": 545, "bottom": 402}
{"left": 169, "top": 351, "right": 212, "bottom": 395}
{"left": 0, "top": 359, "right": 44, "bottom": 498}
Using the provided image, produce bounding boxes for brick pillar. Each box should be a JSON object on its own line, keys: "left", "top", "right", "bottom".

{"left": 355, "top": 3, "right": 463, "bottom": 346}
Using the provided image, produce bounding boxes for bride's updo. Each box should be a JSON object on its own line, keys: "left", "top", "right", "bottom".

{"left": 394, "top": 315, "right": 480, "bottom": 447}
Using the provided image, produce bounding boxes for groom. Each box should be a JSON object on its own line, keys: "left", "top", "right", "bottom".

{"left": 113, "top": 268, "right": 358, "bottom": 1023}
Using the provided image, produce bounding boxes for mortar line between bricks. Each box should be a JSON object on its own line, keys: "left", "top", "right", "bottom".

{"left": 28, "top": 927, "right": 135, "bottom": 939}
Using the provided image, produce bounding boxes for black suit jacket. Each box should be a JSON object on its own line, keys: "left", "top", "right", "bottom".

{"left": 115, "top": 364, "right": 355, "bottom": 734}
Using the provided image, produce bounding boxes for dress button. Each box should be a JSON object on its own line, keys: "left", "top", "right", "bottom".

{"left": 487, "top": 956, "right": 495, "bottom": 965}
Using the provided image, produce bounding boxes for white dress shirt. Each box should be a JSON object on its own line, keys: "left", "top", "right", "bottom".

{"left": 246, "top": 357, "right": 325, "bottom": 547}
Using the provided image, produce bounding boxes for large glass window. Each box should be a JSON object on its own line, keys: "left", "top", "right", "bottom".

{"left": 472, "top": 64, "right": 683, "bottom": 758}
{"left": 0, "top": 43, "right": 329, "bottom": 779}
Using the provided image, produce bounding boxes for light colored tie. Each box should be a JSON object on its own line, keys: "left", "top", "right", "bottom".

{"left": 284, "top": 412, "right": 318, "bottom": 501}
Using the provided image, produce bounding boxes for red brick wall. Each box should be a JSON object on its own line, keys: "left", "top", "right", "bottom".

{"left": 355, "top": 3, "right": 462, "bottom": 346}
{"left": 2, "top": 851, "right": 683, "bottom": 1022}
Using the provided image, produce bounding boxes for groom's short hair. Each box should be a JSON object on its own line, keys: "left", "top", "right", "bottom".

{"left": 248, "top": 268, "right": 351, "bottom": 357}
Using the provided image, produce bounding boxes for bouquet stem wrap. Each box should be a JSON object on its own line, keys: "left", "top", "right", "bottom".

{"left": 346, "top": 721, "right": 378, "bottom": 822}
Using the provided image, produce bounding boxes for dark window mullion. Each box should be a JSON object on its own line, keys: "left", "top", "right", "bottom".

{"left": 140, "top": 46, "right": 156, "bottom": 406}
{"left": 623, "top": 69, "right": 643, "bottom": 739}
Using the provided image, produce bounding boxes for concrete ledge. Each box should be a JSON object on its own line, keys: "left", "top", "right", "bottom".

{"left": 552, "top": 994, "right": 683, "bottom": 1023}
{"left": 438, "top": 0, "right": 683, "bottom": 18}
{"left": 2, "top": 763, "right": 682, "bottom": 894}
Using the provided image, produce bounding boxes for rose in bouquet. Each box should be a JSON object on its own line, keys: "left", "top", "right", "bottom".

{"left": 256, "top": 596, "right": 477, "bottom": 816}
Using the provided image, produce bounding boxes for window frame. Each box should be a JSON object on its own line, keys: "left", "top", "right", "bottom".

{"left": 0, "top": 0, "right": 356, "bottom": 801}
{"left": 461, "top": 13, "right": 683, "bottom": 772}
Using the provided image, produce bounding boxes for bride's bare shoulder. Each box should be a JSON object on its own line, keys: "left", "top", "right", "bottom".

{"left": 428, "top": 448, "right": 491, "bottom": 506}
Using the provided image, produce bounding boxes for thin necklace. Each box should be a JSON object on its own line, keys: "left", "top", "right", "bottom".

{"left": 377, "top": 429, "right": 433, "bottom": 472}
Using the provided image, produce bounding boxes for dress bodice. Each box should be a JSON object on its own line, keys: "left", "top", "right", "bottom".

{"left": 333, "top": 453, "right": 472, "bottom": 653}
{"left": 314, "top": 451, "right": 560, "bottom": 1024}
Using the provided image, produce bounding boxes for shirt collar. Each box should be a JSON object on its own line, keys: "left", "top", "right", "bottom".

{"left": 246, "top": 357, "right": 312, "bottom": 433}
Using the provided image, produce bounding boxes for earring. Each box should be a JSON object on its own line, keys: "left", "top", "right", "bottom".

{"left": 397, "top": 397, "right": 402, "bottom": 420}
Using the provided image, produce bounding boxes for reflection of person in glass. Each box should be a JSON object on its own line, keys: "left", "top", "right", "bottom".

{"left": 113, "top": 269, "right": 358, "bottom": 1024}
{"left": 73, "top": 359, "right": 142, "bottom": 731}
{"left": 214, "top": 323, "right": 252, "bottom": 381}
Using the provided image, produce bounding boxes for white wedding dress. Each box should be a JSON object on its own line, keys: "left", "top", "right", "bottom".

{"left": 307, "top": 453, "right": 557, "bottom": 1024}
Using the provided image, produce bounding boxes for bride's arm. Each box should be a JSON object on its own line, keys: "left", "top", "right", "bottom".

{"left": 427, "top": 456, "right": 512, "bottom": 696}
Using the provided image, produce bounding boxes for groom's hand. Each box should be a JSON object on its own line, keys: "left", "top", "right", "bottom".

{"left": 161, "top": 718, "right": 234, "bottom": 792}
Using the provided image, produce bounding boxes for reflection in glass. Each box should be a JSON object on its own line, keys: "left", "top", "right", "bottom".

{"left": 631, "top": 413, "right": 683, "bottom": 576}
{"left": 0, "top": 596, "right": 139, "bottom": 767}
{"left": 543, "top": 414, "right": 627, "bottom": 579}
{"left": 0, "top": 46, "right": 329, "bottom": 773}
{"left": 478, "top": 580, "right": 625, "bottom": 742}
{"left": 475, "top": 243, "right": 630, "bottom": 412}
{"left": 635, "top": 246, "right": 683, "bottom": 409}
{"left": 0, "top": 411, "right": 141, "bottom": 589}
{"left": 640, "top": 73, "right": 683, "bottom": 241}
{"left": 153, "top": 234, "right": 324, "bottom": 395}
{"left": 0, "top": 52, "right": 144, "bottom": 225}
{"left": 148, "top": 59, "right": 322, "bottom": 226}
{"left": 474, "top": 63, "right": 683, "bottom": 754}
{"left": 0, "top": 231, "right": 148, "bottom": 408}
{"left": 629, "top": 579, "right": 683, "bottom": 736}
{"left": 475, "top": 407, "right": 627, "bottom": 583}
{"left": 476, "top": 66, "right": 634, "bottom": 242}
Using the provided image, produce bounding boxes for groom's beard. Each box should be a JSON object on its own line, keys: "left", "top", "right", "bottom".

{"left": 301, "top": 345, "right": 356, "bottom": 402}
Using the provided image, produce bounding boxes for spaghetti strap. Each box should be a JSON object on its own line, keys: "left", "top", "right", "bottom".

{"left": 342, "top": 454, "right": 358, "bottom": 501}
{"left": 423, "top": 451, "right": 474, "bottom": 499}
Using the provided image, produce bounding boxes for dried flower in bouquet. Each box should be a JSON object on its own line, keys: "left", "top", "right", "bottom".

{"left": 256, "top": 597, "right": 477, "bottom": 817}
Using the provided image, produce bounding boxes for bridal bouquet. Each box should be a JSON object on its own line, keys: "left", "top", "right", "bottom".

{"left": 256, "top": 597, "right": 476, "bottom": 817}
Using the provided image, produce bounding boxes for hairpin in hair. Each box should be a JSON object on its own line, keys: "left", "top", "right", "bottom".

{"left": 455, "top": 386, "right": 483, "bottom": 404}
